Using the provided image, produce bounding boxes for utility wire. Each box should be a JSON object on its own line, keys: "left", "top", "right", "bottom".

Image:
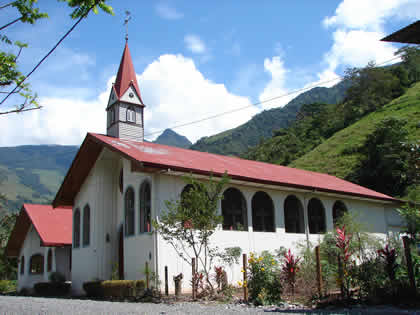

{"left": 0, "top": 1, "right": 100, "bottom": 107}
{"left": 144, "top": 55, "right": 401, "bottom": 138}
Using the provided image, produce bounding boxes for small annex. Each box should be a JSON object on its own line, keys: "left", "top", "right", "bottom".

{"left": 6, "top": 204, "right": 72, "bottom": 291}
{"left": 6, "top": 40, "right": 405, "bottom": 294}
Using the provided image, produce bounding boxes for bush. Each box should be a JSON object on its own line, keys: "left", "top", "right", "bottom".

{"left": 33, "top": 282, "right": 70, "bottom": 296}
{"left": 83, "top": 280, "right": 146, "bottom": 298}
{"left": 0, "top": 280, "right": 16, "bottom": 293}
{"left": 49, "top": 271, "right": 66, "bottom": 283}
{"left": 244, "top": 252, "right": 282, "bottom": 305}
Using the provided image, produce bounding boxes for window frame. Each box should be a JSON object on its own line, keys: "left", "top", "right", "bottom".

{"left": 73, "top": 208, "right": 81, "bottom": 248}
{"left": 284, "top": 195, "right": 305, "bottom": 234}
{"left": 251, "top": 191, "right": 275, "bottom": 232}
{"left": 83, "top": 204, "right": 91, "bottom": 247}
{"left": 221, "top": 187, "right": 248, "bottom": 231}
{"left": 307, "top": 198, "right": 326, "bottom": 234}
{"left": 126, "top": 106, "right": 136, "bottom": 123}
{"left": 29, "top": 254, "right": 44, "bottom": 275}
{"left": 124, "top": 187, "right": 135, "bottom": 236}
{"left": 139, "top": 181, "right": 151, "bottom": 233}
{"left": 47, "top": 249, "right": 52, "bottom": 272}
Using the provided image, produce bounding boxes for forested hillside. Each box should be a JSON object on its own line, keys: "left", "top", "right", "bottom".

{"left": 244, "top": 47, "right": 420, "bottom": 198}
{"left": 190, "top": 80, "right": 349, "bottom": 156}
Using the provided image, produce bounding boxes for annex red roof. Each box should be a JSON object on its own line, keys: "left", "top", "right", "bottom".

{"left": 6, "top": 204, "right": 72, "bottom": 257}
{"left": 53, "top": 132, "right": 396, "bottom": 207}
{"left": 113, "top": 42, "right": 143, "bottom": 103}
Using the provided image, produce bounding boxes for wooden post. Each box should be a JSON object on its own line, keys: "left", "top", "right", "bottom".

{"left": 403, "top": 236, "right": 416, "bottom": 296}
{"left": 145, "top": 261, "right": 149, "bottom": 290}
{"left": 315, "top": 245, "right": 323, "bottom": 297}
{"left": 337, "top": 255, "right": 344, "bottom": 300}
{"left": 192, "top": 257, "right": 196, "bottom": 300}
{"left": 164, "top": 266, "right": 169, "bottom": 296}
{"left": 243, "top": 253, "right": 248, "bottom": 302}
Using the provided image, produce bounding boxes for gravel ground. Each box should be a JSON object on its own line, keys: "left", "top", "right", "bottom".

{"left": 1, "top": 296, "right": 420, "bottom": 315}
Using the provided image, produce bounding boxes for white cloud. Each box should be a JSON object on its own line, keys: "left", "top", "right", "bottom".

{"left": 140, "top": 54, "right": 257, "bottom": 142}
{"left": 184, "top": 35, "right": 207, "bottom": 54}
{"left": 155, "top": 2, "right": 183, "bottom": 20}
{"left": 0, "top": 55, "right": 258, "bottom": 146}
{"left": 258, "top": 56, "right": 296, "bottom": 109}
{"left": 323, "top": 0, "right": 420, "bottom": 32}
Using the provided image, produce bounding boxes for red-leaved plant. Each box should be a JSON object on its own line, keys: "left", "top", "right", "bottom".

{"left": 335, "top": 225, "right": 353, "bottom": 299}
{"left": 282, "top": 249, "right": 301, "bottom": 296}
{"left": 377, "top": 244, "right": 398, "bottom": 282}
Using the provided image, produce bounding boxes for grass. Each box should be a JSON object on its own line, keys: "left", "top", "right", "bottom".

{"left": 291, "top": 82, "right": 420, "bottom": 190}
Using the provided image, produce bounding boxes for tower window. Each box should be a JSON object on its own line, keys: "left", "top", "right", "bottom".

{"left": 126, "top": 107, "right": 136, "bottom": 123}
{"left": 110, "top": 107, "right": 115, "bottom": 123}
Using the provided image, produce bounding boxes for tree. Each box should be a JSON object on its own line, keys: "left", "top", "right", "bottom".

{"left": 0, "top": 0, "right": 113, "bottom": 115}
{"left": 395, "top": 46, "right": 420, "bottom": 85}
{"left": 0, "top": 206, "right": 18, "bottom": 280}
{"left": 343, "top": 62, "right": 403, "bottom": 122}
{"left": 350, "top": 118, "right": 410, "bottom": 197}
{"left": 153, "top": 173, "right": 229, "bottom": 293}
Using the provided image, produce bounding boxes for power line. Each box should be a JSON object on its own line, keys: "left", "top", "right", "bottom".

{"left": 0, "top": 1, "right": 100, "bottom": 107}
{"left": 144, "top": 55, "right": 402, "bottom": 138}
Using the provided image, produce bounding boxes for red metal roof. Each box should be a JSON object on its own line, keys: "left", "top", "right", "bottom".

{"left": 6, "top": 204, "right": 72, "bottom": 257}
{"left": 87, "top": 133, "right": 395, "bottom": 202}
{"left": 113, "top": 42, "right": 143, "bottom": 103}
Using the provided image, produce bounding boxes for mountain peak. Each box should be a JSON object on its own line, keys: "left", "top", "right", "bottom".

{"left": 153, "top": 129, "right": 192, "bottom": 149}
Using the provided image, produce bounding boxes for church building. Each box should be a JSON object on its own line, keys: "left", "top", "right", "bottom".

{"left": 7, "top": 41, "right": 404, "bottom": 294}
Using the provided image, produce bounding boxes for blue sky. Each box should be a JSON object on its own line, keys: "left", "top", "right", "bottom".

{"left": 1, "top": 0, "right": 419, "bottom": 146}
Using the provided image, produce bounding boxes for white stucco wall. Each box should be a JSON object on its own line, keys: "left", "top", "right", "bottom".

{"left": 153, "top": 174, "right": 396, "bottom": 292}
{"left": 16, "top": 225, "right": 65, "bottom": 291}
{"left": 71, "top": 148, "right": 122, "bottom": 295}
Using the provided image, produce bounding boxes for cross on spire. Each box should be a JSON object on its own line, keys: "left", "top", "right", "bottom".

{"left": 124, "top": 11, "right": 131, "bottom": 41}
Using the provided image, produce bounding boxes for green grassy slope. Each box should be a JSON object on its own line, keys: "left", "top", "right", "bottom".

{"left": 290, "top": 82, "right": 420, "bottom": 181}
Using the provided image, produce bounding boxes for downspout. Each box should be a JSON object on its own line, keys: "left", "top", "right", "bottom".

{"left": 152, "top": 173, "right": 159, "bottom": 289}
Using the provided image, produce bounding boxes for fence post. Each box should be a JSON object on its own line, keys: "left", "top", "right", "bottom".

{"left": 145, "top": 261, "right": 149, "bottom": 290}
{"left": 243, "top": 253, "right": 248, "bottom": 302}
{"left": 403, "top": 236, "right": 416, "bottom": 296}
{"left": 315, "top": 245, "right": 323, "bottom": 297}
{"left": 192, "top": 257, "right": 196, "bottom": 300}
{"left": 165, "top": 265, "right": 169, "bottom": 296}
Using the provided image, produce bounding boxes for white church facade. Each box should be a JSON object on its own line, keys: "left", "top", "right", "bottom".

{"left": 7, "top": 42, "right": 404, "bottom": 294}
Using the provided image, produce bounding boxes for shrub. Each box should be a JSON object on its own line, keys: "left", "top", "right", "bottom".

{"left": 83, "top": 280, "right": 145, "bottom": 298}
{"left": 49, "top": 271, "right": 66, "bottom": 283}
{"left": 244, "top": 252, "right": 282, "bottom": 305}
{"left": 33, "top": 282, "right": 70, "bottom": 296}
{"left": 0, "top": 280, "right": 16, "bottom": 293}
{"left": 281, "top": 249, "right": 301, "bottom": 296}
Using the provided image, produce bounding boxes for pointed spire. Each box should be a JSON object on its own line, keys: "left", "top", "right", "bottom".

{"left": 114, "top": 42, "right": 143, "bottom": 103}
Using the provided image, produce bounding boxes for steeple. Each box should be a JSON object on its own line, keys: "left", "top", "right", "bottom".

{"left": 113, "top": 42, "right": 143, "bottom": 104}
{"left": 106, "top": 42, "right": 145, "bottom": 142}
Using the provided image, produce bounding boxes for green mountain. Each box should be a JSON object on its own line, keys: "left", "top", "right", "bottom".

{"left": 153, "top": 128, "right": 192, "bottom": 148}
{"left": 0, "top": 129, "right": 191, "bottom": 213}
{"left": 190, "top": 80, "right": 350, "bottom": 156}
{"left": 0, "top": 145, "right": 78, "bottom": 212}
{"left": 290, "top": 82, "right": 420, "bottom": 197}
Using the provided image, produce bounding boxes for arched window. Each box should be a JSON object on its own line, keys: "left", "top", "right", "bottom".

{"left": 222, "top": 188, "right": 248, "bottom": 231}
{"left": 125, "top": 187, "right": 135, "bottom": 236}
{"left": 83, "top": 205, "right": 90, "bottom": 246}
{"left": 252, "top": 191, "right": 275, "bottom": 232}
{"left": 47, "top": 249, "right": 52, "bottom": 272}
{"left": 308, "top": 198, "right": 326, "bottom": 234}
{"left": 126, "top": 106, "right": 136, "bottom": 123}
{"left": 333, "top": 201, "right": 348, "bottom": 226}
{"left": 139, "top": 181, "right": 151, "bottom": 233}
{"left": 20, "top": 256, "right": 25, "bottom": 275}
{"left": 119, "top": 169, "right": 123, "bottom": 194}
{"left": 73, "top": 208, "right": 80, "bottom": 248}
{"left": 29, "top": 254, "right": 44, "bottom": 274}
{"left": 284, "top": 195, "right": 305, "bottom": 233}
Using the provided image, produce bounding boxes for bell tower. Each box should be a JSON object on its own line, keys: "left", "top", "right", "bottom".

{"left": 106, "top": 41, "right": 145, "bottom": 142}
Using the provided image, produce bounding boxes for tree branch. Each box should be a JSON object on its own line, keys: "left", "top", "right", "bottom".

{"left": 0, "top": 2, "right": 14, "bottom": 10}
